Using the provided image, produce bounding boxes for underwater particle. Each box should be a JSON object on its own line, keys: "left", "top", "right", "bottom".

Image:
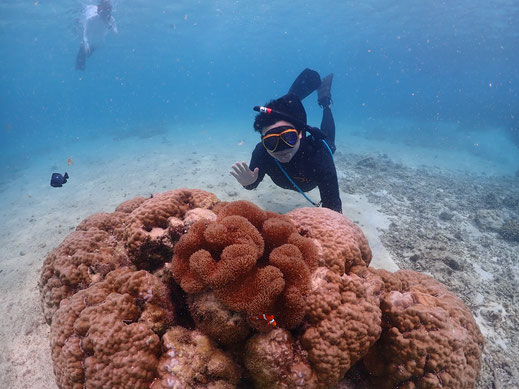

{"left": 67, "top": 157, "right": 74, "bottom": 166}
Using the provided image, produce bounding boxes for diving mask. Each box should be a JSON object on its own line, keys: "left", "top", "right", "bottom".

{"left": 261, "top": 126, "right": 299, "bottom": 153}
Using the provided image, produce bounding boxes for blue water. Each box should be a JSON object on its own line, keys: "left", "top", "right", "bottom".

{"left": 1, "top": 0, "right": 518, "bottom": 183}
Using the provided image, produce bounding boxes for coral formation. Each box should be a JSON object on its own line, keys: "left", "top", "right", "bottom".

{"left": 150, "top": 326, "right": 241, "bottom": 388}
{"left": 286, "top": 207, "right": 372, "bottom": 275}
{"left": 171, "top": 200, "right": 318, "bottom": 329}
{"left": 363, "top": 269, "right": 485, "bottom": 389}
{"left": 50, "top": 267, "right": 174, "bottom": 389}
{"left": 245, "top": 328, "right": 318, "bottom": 388}
{"left": 300, "top": 268, "right": 383, "bottom": 388}
{"left": 40, "top": 190, "right": 484, "bottom": 389}
{"left": 39, "top": 188, "right": 217, "bottom": 323}
{"left": 40, "top": 227, "right": 131, "bottom": 323}
{"left": 124, "top": 189, "right": 219, "bottom": 269}
{"left": 188, "top": 291, "right": 250, "bottom": 345}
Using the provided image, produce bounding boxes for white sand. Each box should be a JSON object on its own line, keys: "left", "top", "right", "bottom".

{"left": 0, "top": 123, "right": 516, "bottom": 388}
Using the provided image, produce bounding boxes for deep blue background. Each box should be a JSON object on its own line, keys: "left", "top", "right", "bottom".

{"left": 1, "top": 0, "right": 518, "bottom": 175}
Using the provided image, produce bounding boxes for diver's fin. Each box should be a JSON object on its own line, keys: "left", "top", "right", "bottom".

{"left": 317, "top": 73, "right": 333, "bottom": 108}
{"left": 75, "top": 45, "right": 87, "bottom": 70}
{"left": 287, "top": 68, "right": 321, "bottom": 101}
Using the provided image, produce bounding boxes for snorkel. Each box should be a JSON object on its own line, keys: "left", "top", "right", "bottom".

{"left": 253, "top": 106, "right": 326, "bottom": 140}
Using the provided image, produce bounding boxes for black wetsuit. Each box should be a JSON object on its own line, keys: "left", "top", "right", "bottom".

{"left": 244, "top": 107, "right": 342, "bottom": 212}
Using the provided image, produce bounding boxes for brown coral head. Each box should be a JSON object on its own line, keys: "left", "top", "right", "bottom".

{"left": 171, "top": 200, "right": 318, "bottom": 330}
{"left": 363, "top": 270, "right": 484, "bottom": 389}
{"left": 49, "top": 268, "right": 174, "bottom": 389}
{"left": 188, "top": 291, "right": 251, "bottom": 345}
{"left": 245, "top": 328, "right": 318, "bottom": 388}
{"left": 215, "top": 199, "right": 268, "bottom": 229}
{"left": 151, "top": 326, "right": 241, "bottom": 388}
{"left": 287, "top": 207, "right": 372, "bottom": 275}
{"left": 125, "top": 189, "right": 219, "bottom": 271}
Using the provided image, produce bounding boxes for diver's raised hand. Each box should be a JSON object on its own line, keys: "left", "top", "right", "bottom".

{"left": 230, "top": 161, "right": 259, "bottom": 187}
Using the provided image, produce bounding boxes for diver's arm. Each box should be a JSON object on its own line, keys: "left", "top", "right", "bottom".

{"left": 231, "top": 145, "right": 266, "bottom": 190}
{"left": 230, "top": 161, "right": 259, "bottom": 187}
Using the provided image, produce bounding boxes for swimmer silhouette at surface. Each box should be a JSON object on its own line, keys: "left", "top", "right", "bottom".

{"left": 75, "top": 0, "right": 118, "bottom": 70}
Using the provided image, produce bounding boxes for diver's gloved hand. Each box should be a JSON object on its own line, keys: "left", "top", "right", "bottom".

{"left": 230, "top": 161, "right": 259, "bottom": 187}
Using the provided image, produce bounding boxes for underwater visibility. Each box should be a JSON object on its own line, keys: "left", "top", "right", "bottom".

{"left": 0, "top": 1, "right": 518, "bottom": 388}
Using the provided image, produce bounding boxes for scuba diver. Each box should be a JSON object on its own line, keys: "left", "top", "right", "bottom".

{"left": 230, "top": 68, "right": 342, "bottom": 213}
{"left": 75, "top": 0, "right": 118, "bottom": 70}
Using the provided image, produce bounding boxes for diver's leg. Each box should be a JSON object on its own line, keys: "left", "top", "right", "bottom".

{"left": 320, "top": 106, "right": 336, "bottom": 153}
{"left": 86, "top": 46, "right": 95, "bottom": 58}
{"left": 288, "top": 69, "right": 321, "bottom": 101}
{"left": 318, "top": 73, "right": 335, "bottom": 153}
{"left": 75, "top": 43, "right": 96, "bottom": 70}
{"left": 317, "top": 74, "right": 333, "bottom": 108}
{"left": 75, "top": 44, "right": 87, "bottom": 70}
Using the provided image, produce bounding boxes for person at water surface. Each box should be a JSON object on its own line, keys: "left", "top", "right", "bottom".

{"left": 75, "top": 0, "right": 118, "bottom": 70}
{"left": 230, "top": 69, "right": 342, "bottom": 213}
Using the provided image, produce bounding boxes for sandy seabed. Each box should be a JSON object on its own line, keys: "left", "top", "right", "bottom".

{"left": 0, "top": 127, "right": 518, "bottom": 388}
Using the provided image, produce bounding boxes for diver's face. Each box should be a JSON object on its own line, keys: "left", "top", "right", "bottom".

{"left": 261, "top": 120, "right": 302, "bottom": 163}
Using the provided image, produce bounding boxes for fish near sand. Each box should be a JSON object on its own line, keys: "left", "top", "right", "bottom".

{"left": 50, "top": 172, "right": 69, "bottom": 187}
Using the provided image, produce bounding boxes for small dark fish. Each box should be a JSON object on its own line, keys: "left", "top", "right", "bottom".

{"left": 50, "top": 172, "right": 69, "bottom": 187}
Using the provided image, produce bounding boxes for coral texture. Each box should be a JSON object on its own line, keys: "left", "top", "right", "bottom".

{"left": 188, "top": 291, "right": 250, "bottom": 345}
{"left": 124, "top": 189, "right": 219, "bottom": 269}
{"left": 39, "top": 189, "right": 218, "bottom": 324}
{"left": 171, "top": 200, "right": 318, "bottom": 329}
{"left": 150, "top": 326, "right": 241, "bottom": 389}
{"left": 245, "top": 328, "right": 318, "bottom": 389}
{"left": 40, "top": 226, "right": 131, "bottom": 323}
{"left": 287, "top": 207, "right": 372, "bottom": 275}
{"left": 50, "top": 267, "right": 174, "bottom": 389}
{"left": 300, "top": 267, "right": 383, "bottom": 388}
{"left": 363, "top": 269, "right": 485, "bottom": 389}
